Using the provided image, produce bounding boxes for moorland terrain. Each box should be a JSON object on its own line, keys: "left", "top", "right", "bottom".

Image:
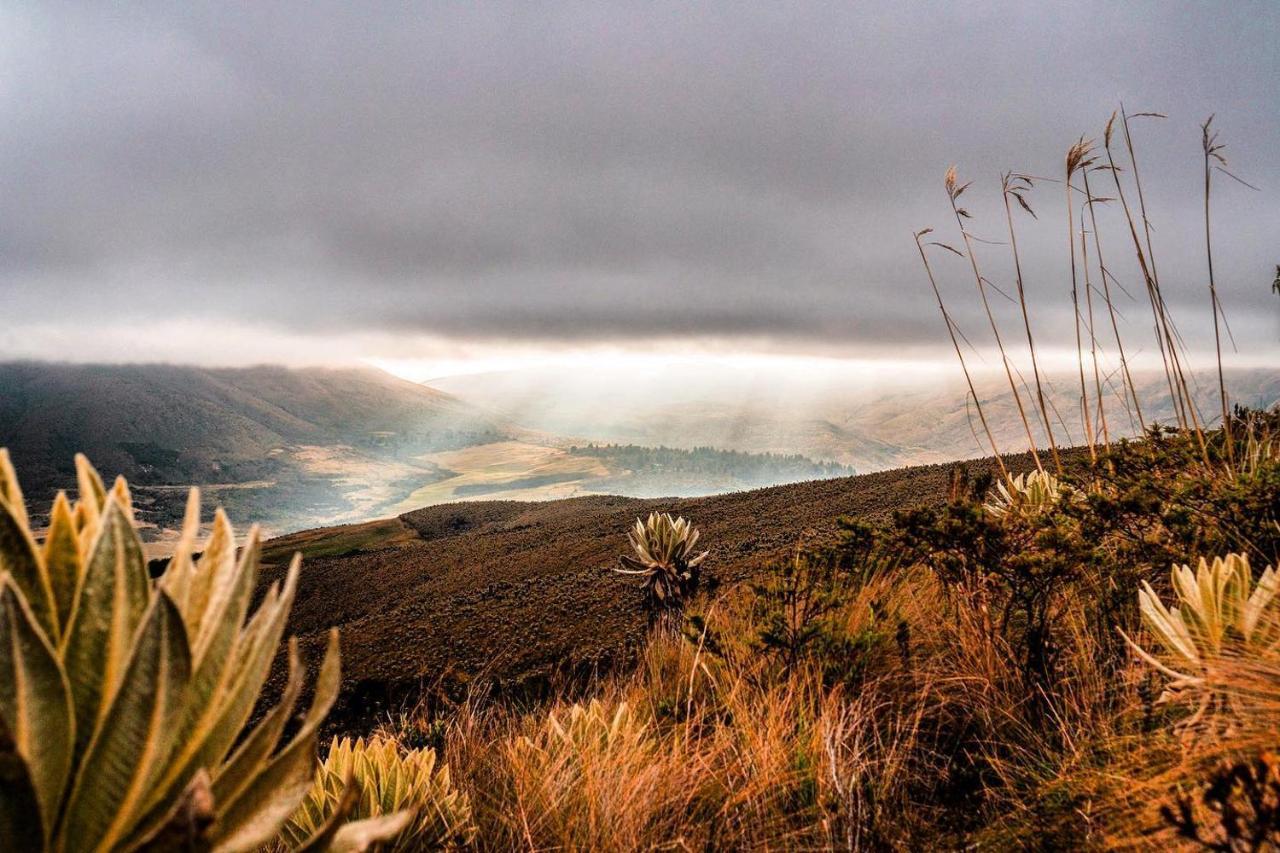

{"left": 257, "top": 448, "right": 1047, "bottom": 726}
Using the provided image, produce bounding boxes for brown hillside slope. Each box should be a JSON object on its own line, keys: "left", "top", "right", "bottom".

{"left": 260, "top": 451, "right": 1048, "bottom": 722}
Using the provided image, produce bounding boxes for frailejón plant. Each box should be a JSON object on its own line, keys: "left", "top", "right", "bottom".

{"left": 1123, "top": 553, "right": 1280, "bottom": 726}
{"left": 280, "top": 736, "right": 474, "bottom": 850}
{"left": 0, "top": 450, "right": 406, "bottom": 851}
{"left": 616, "top": 512, "right": 708, "bottom": 609}
{"left": 514, "top": 700, "right": 650, "bottom": 767}
{"left": 984, "top": 470, "right": 1076, "bottom": 520}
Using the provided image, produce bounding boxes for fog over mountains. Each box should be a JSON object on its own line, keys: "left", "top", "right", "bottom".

{"left": 0, "top": 362, "right": 503, "bottom": 538}
{"left": 3, "top": 360, "right": 1275, "bottom": 544}
{"left": 432, "top": 361, "right": 1280, "bottom": 470}
{"left": 0, "top": 361, "right": 858, "bottom": 539}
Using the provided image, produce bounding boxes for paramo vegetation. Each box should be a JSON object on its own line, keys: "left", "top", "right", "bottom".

{"left": 2, "top": 411, "right": 1277, "bottom": 849}
{"left": 2, "top": 108, "right": 1278, "bottom": 850}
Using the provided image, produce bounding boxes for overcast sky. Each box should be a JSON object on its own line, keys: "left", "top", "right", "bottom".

{"left": 1, "top": 1, "right": 1277, "bottom": 373}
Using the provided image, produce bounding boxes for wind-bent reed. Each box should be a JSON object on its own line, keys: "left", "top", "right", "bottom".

{"left": 945, "top": 167, "right": 1043, "bottom": 473}
{"left": 1081, "top": 161, "right": 1144, "bottom": 433}
{"left": 1065, "top": 140, "right": 1098, "bottom": 462}
{"left": 1001, "top": 172, "right": 1063, "bottom": 474}
{"left": 913, "top": 228, "right": 1009, "bottom": 481}
{"left": 1112, "top": 108, "right": 1189, "bottom": 429}
{"left": 1201, "top": 115, "right": 1235, "bottom": 469}
{"left": 1079, "top": 210, "right": 1112, "bottom": 450}
{"left": 1110, "top": 109, "right": 1212, "bottom": 465}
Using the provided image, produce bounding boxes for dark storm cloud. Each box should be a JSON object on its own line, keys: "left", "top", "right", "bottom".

{"left": 1, "top": 1, "right": 1277, "bottom": 353}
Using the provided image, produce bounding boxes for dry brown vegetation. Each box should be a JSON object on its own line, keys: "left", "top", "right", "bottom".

{"left": 280, "top": 108, "right": 1279, "bottom": 850}
{"left": 350, "top": 414, "right": 1277, "bottom": 850}
{"left": 258, "top": 453, "right": 1034, "bottom": 726}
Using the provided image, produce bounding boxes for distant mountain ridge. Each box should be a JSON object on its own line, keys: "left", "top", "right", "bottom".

{"left": 3, "top": 360, "right": 1275, "bottom": 541}
{"left": 0, "top": 361, "right": 863, "bottom": 539}
{"left": 0, "top": 361, "right": 506, "bottom": 535}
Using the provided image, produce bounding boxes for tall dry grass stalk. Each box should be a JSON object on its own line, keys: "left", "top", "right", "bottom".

{"left": 913, "top": 228, "right": 1010, "bottom": 481}
{"left": 1199, "top": 114, "right": 1257, "bottom": 471}
{"left": 945, "top": 167, "right": 1045, "bottom": 475}
{"left": 1107, "top": 109, "right": 1214, "bottom": 466}
{"left": 1079, "top": 212, "right": 1112, "bottom": 450}
{"left": 1002, "top": 172, "right": 1063, "bottom": 474}
{"left": 1066, "top": 139, "right": 1099, "bottom": 463}
{"left": 1109, "top": 109, "right": 1190, "bottom": 430}
{"left": 1082, "top": 162, "right": 1145, "bottom": 434}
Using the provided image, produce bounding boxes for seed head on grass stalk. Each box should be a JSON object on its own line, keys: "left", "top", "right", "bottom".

{"left": 1066, "top": 139, "right": 1099, "bottom": 464}
{"left": 1001, "top": 171, "right": 1063, "bottom": 475}
{"left": 944, "top": 167, "right": 1043, "bottom": 475}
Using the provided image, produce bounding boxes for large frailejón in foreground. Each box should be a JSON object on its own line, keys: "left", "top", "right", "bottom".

{"left": 0, "top": 450, "right": 417, "bottom": 852}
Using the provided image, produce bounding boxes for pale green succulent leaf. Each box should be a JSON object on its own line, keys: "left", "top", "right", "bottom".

{"left": 130, "top": 561, "right": 297, "bottom": 845}
{"left": 192, "top": 558, "right": 299, "bottom": 785}
{"left": 324, "top": 809, "right": 417, "bottom": 853}
{"left": 154, "top": 529, "right": 262, "bottom": 783}
{"left": 60, "top": 592, "right": 192, "bottom": 852}
{"left": 211, "top": 631, "right": 341, "bottom": 853}
{"left": 193, "top": 525, "right": 260, "bottom": 669}
{"left": 192, "top": 524, "right": 257, "bottom": 670}
{"left": 74, "top": 454, "right": 107, "bottom": 509}
{"left": 159, "top": 488, "right": 202, "bottom": 622}
{"left": 0, "top": 450, "right": 28, "bottom": 531}
{"left": 291, "top": 772, "right": 362, "bottom": 852}
{"left": 73, "top": 455, "right": 107, "bottom": 539}
{"left": 43, "top": 492, "right": 81, "bottom": 635}
{"left": 62, "top": 495, "right": 151, "bottom": 765}
{"left": 187, "top": 509, "right": 235, "bottom": 645}
{"left": 0, "top": 578, "right": 74, "bottom": 841}
{"left": 209, "top": 639, "right": 303, "bottom": 809}
{"left": 0, "top": 496, "right": 58, "bottom": 646}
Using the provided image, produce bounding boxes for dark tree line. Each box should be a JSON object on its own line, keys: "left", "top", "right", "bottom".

{"left": 570, "top": 443, "right": 854, "bottom": 480}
